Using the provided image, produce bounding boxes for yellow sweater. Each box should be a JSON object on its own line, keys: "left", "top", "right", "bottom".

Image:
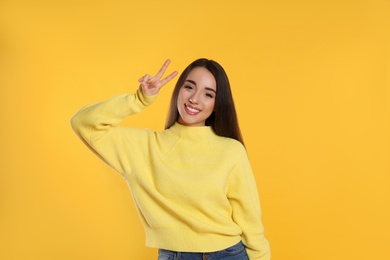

{"left": 71, "top": 88, "right": 270, "bottom": 259}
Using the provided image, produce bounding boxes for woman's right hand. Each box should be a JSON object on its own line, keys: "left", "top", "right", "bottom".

{"left": 138, "top": 59, "right": 178, "bottom": 96}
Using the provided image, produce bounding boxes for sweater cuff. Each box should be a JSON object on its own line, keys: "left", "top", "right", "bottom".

{"left": 135, "top": 86, "right": 158, "bottom": 107}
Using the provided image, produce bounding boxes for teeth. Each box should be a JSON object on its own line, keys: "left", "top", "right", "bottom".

{"left": 186, "top": 105, "right": 200, "bottom": 113}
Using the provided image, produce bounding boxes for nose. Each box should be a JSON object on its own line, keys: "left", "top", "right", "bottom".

{"left": 188, "top": 93, "right": 199, "bottom": 104}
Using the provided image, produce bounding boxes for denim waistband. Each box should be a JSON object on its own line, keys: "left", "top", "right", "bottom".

{"left": 157, "top": 241, "right": 248, "bottom": 260}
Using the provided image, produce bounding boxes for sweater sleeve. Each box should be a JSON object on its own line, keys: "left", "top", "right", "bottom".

{"left": 70, "top": 87, "right": 158, "bottom": 176}
{"left": 227, "top": 145, "right": 271, "bottom": 260}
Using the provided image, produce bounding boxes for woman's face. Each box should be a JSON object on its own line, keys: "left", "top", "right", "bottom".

{"left": 177, "top": 67, "right": 217, "bottom": 127}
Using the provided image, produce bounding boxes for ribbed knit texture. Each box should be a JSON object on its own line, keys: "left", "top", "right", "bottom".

{"left": 71, "top": 88, "right": 270, "bottom": 259}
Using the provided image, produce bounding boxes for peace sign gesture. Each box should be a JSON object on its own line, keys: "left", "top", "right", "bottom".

{"left": 138, "top": 59, "right": 178, "bottom": 96}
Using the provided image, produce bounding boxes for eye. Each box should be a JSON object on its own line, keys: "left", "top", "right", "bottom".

{"left": 205, "top": 93, "right": 214, "bottom": 98}
{"left": 184, "top": 85, "right": 193, "bottom": 90}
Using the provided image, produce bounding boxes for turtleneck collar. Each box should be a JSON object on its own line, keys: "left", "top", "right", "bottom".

{"left": 168, "top": 122, "right": 215, "bottom": 138}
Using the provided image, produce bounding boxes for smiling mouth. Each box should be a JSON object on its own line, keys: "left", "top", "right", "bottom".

{"left": 185, "top": 104, "right": 201, "bottom": 114}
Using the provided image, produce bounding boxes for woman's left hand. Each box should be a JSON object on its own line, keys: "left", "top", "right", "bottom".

{"left": 138, "top": 59, "right": 178, "bottom": 96}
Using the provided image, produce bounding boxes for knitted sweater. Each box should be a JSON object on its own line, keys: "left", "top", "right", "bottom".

{"left": 70, "top": 88, "right": 270, "bottom": 259}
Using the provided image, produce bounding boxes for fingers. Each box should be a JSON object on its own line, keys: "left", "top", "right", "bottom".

{"left": 155, "top": 59, "right": 171, "bottom": 79}
{"left": 160, "top": 71, "right": 178, "bottom": 86}
{"left": 138, "top": 74, "right": 151, "bottom": 83}
{"left": 138, "top": 59, "right": 177, "bottom": 89}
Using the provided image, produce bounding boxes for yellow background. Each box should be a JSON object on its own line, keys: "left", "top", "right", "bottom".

{"left": 1, "top": 0, "right": 389, "bottom": 259}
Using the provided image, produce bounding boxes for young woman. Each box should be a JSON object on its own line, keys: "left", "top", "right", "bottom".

{"left": 71, "top": 59, "right": 270, "bottom": 259}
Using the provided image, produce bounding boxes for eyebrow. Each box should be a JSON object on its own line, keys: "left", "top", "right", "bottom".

{"left": 185, "top": 79, "right": 217, "bottom": 94}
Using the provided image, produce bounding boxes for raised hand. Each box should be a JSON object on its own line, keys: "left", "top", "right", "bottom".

{"left": 138, "top": 59, "right": 178, "bottom": 96}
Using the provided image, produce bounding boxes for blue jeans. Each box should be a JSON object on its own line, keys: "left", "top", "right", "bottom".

{"left": 158, "top": 241, "right": 249, "bottom": 260}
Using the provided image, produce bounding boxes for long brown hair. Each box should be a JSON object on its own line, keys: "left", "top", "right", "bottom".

{"left": 165, "top": 58, "right": 244, "bottom": 146}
